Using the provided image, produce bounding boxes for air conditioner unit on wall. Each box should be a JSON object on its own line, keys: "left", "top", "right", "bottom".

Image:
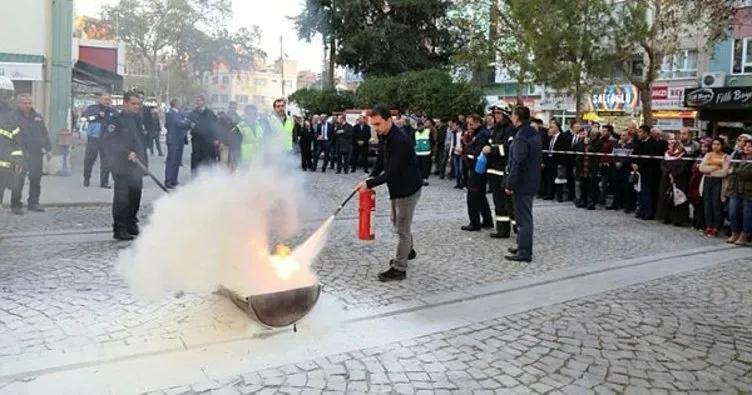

{"left": 701, "top": 72, "right": 726, "bottom": 88}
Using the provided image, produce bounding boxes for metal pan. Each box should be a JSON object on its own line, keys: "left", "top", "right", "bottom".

{"left": 218, "top": 284, "right": 322, "bottom": 328}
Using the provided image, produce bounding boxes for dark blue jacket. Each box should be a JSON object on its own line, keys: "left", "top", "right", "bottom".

{"left": 366, "top": 125, "right": 422, "bottom": 199}
{"left": 506, "top": 122, "right": 542, "bottom": 195}
{"left": 83, "top": 104, "right": 116, "bottom": 139}
{"left": 103, "top": 111, "right": 148, "bottom": 176}
{"left": 14, "top": 109, "right": 51, "bottom": 154}
{"left": 165, "top": 108, "right": 191, "bottom": 145}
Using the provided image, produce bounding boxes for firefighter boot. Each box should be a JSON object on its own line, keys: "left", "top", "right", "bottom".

{"left": 490, "top": 218, "right": 511, "bottom": 239}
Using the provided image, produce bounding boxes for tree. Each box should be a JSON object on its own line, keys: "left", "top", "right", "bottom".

{"left": 354, "top": 69, "right": 485, "bottom": 119}
{"left": 605, "top": 0, "right": 738, "bottom": 126}
{"left": 293, "top": 0, "right": 459, "bottom": 77}
{"left": 507, "top": 0, "right": 615, "bottom": 117}
{"left": 288, "top": 88, "right": 355, "bottom": 116}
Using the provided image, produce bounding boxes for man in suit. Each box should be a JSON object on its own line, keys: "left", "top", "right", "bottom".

{"left": 187, "top": 95, "right": 219, "bottom": 175}
{"left": 505, "top": 105, "right": 542, "bottom": 263}
{"left": 351, "top": 115, "right": 371, "bottom": 173}
{"left": 314, "top": 114, "right": 333, "bottom": 172}
{"left": 544, "top": 119, "right": 569, "bottom": 202}
{"left": 164, "top": 98, "right": 191, "bottom": 189}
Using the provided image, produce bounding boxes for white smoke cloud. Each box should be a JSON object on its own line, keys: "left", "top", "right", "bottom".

{"left": 117, "top": 149, "right": 330, "bottom": 301}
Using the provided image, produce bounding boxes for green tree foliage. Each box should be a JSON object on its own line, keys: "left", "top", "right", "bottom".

{"left": 604, "top": 0, "right": 738, "bottom": 126}
{"left": 507, "top": 0, "right": 615, "bottom": 116}
{"left": 288, "top": 88, "right": 355, "bottom": 116}
{"left": 354, "top": 69, "right": 485, "bottom": 119}
{"left": 292, "top": 0, "right": 459, "bottom": 77}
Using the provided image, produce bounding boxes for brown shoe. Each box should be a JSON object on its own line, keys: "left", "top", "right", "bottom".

{"left": 735, "top": 234, "right": 748, "bottom": 246}
{"left": 727, "top": 232, "right": 740, "bottom": 244}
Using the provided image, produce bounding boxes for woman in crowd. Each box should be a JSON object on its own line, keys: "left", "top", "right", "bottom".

{"left": 658, "top": 134, "right": 691, "bottom": 226}
{"left": 699, "top": 138, "right": 731, "bottom": 237}
{"left": 689, "top": 139, "right": 711, "bottom": 231}
{"left": 726, "top": 141, "right": 752, "bottom": 245}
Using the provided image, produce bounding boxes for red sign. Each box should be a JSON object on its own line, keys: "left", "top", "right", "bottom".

{"left": 652, "top": 86, "right": 668, "bottom": 100}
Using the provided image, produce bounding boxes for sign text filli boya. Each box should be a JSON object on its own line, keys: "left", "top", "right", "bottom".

{"left": 684, "top": 87, "right": 752, "bottom": 109}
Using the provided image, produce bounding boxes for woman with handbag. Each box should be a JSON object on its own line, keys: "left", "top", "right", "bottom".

{"left": 726, "top": 142, "right": 752, "bottom": 245}
{"left": 659, "top": 136, "right": 691, "bottom": 227}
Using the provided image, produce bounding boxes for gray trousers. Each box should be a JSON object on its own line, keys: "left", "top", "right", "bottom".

{"left": 390, "top": 188, "right": 422, "bottom": 271}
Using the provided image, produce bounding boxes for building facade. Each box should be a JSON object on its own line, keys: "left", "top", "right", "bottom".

{"left": 203, "top": 60, "right": 298, "bottom": 112}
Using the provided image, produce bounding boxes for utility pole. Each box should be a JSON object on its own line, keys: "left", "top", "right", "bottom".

{"left": 50, "top": 0, "right": 74, "bottom": 156}
{"left": 279, "top": 35, "right": 286, "bottom": 97}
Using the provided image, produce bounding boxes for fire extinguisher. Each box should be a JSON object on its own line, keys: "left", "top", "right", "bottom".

{"left": 358, "top": 189, "right": 375, "bottom": 240}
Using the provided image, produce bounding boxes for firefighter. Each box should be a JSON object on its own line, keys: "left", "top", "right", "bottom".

{"left": 484, "top": 103, "right": 516, "bottom": 238}
{"left": 11, "top": 93, "right": 52, "bottom": 214}
{"left": 0, "top": 76, "right": 23, "bottom": 209}
{"left": 236, "top": 104, "right": 265, "bottom": 164}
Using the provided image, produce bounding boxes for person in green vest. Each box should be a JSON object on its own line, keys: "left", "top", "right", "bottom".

{"left": 235, "top": 104, "right": 264, "bottom": 165}
{"left": 267, "top": 98, "right": 298, "bottom": 153}
{"left": 414, "top": 120, "right": 433, "bottom": 186}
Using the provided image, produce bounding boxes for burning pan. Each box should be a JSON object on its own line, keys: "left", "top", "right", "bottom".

{"left": 218, "top": 284, "right": 322, "bottom": 328}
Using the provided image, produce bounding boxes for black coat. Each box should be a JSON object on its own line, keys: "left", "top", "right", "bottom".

{"left": 352, "top": 123, "right": 371, "bottom": 148}
{"left": 366, "top": 125, "right": 422, "bottom": 199}
{"left": 507, "top": 122, "right": 543, "bottom": 196}
{"left": 188, "top": 108, "right": 218, "bottom": 147}
{"left": 103, "top": 111, "right": 148, "bottom": 176}
{"left": 14, "top": 109, "right": 51, "bottom": 154}
{"left": 335, "top": 123, "right": 353, "bottom": 153}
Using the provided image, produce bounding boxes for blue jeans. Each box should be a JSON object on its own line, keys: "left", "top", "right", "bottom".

{"left": 703, "top": 177, "right": 724, "bottom": 229}
{"left": 452, "top": 155, "right": 464, "bottom": 186}
{"left": 728, "top": 196, "right": 752, "bottom": 235}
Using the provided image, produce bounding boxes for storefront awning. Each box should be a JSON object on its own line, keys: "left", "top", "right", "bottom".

{"left": 684, "top": 87, "right": 752, "bottom": 110}
{"left": 72, "top": 60, "right": 123, "bottom": 93}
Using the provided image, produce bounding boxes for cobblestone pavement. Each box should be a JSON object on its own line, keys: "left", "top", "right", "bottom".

{"left": 155, "top": 258, "right": 752, "bottom": 394}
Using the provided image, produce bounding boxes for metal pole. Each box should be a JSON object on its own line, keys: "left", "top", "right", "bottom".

{"left": 50, "top": 0, "right": 74, "bottom": 156}
{"left": 280, "top": 35, "right": 285, "bottom": 97}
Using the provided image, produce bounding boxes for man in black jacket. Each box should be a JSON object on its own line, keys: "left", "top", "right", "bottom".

{"left": 462, "top": 114, "right": 493, "bottom": 231}
{"left": 103, "top": 92, "right": 149, "bottom": 241}
{"left": 484, "top": 104, "right": 515, "bottom": 238}
{"left": 188, "top": 95, "right": 219, "bottom": 175}
{"left": 350, "top": 115, "right": 371, "bottom": 173}
{"left": 357, "top": 105, "right": 422, "bottom": 282}
{"left": 11, "top": 94, "right": 52, "bottom": 214}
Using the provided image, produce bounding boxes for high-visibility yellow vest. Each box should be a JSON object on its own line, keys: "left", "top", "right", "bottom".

{"left": 269, "top": 115, "right": 294, "bottom": 151}
{"left": 237, "top": 120, "right": 263, "bottom": 162}
{"left": 415, "top": 128, "right": 431, "bottom": 156}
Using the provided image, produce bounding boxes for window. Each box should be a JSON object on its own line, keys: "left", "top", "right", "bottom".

{"left": 211, "top": 76, "right": 218, "bottom": 85}
{"left": 221, "top": 76, "right": 230, "bottom": 84}
{"left": 210, "top": 94, "right": 218, "bottom": 103}
{"left": 236, "top": 95, "right": 249, "bottom": 104}
{"left": 255, "top": 79, "right": 266, "bottom": 86}
{"left": 220, "top": 94, "right": 229, "bottom": 104}
{"left": 659, "top": 50, "right": 698, "bottom": 79}
{"left": 732, "top": 37, "right": 752, "bottom": 74}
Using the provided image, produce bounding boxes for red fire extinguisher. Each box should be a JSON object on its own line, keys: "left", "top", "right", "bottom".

{"left": 358, "top": 189, "right": 375, "bottom": 240}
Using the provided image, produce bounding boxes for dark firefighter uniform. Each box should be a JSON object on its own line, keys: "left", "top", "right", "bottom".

{"left": 104, "top": 110, "right": 148, "bottom": 241}
{"left": 12, "top": 108, "right": 52, "bottom": 212}
{"left": 486, "top": 120, "right": 516, "bottom": 238}
{"left": 0, "top": 106, "right": 23, "bottom": 205}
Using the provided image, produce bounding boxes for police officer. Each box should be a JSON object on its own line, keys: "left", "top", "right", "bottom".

{"left": 0, "top": 77, "right": 23, "bottom": 209}
{"left": 83, "top": 93, "right": 116, "bottom": 188}
{"left": 104, "top": 91, "right": 148, "bottom": 241}
{"left": 483, "top": 103, "right": 516, "bottom": 238}
{"left": 11, "top": 94, "right": 52, "bottom": 214}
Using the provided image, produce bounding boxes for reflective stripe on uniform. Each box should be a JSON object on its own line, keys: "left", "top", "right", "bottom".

{"left": 10, "top": 150, "right": 23, "bottom": 156}
{"left": 0, "top": 127, "right": 20, "bottom": 139}
{"left": 495, "top": 216, "right": 510, "bottom": 222}
{"left": 487, "top": 169, "right": 504, "bottom": 176}
{"left": 511, "top": 220, "right": 517, "bottom": 226}
{"left": 0, "top": 160, "right": 9, "bottom": 168}
{"left": 491, "top": 144, "right": 505, "bottom": 156}
{"left": 467, "top": 154, "right": 476, "bottom": 159}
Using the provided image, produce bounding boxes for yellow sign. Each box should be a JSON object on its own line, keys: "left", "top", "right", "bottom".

{"left": 653, "top": 111, "right": 696, "bottom": 119}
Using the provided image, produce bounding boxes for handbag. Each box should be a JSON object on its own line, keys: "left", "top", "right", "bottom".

{"left": 475, "top": 153, "right": 487, "bottom": 174}
{"left": 672, "top": 183, "right": 688, "bottom": 206}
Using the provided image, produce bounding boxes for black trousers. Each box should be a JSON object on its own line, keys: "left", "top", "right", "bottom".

{"left": 350, "top": 144, "right": 369, "bottom": 172}
{"left": 314, "top": 142, "right": 332, "bottom": 171}
{"left": 488, "top": 173, "right": 512, "bottom": 237}
{"left": 83, "top": 137, "right": 110, "bottom": 186}
{"left": 417, "top": 155, "right": 431, "bottom": 180}
{"left": 467, "top": 170, "right": 492, "bottom": 226}
{"left": 11, "top": 152, "right": 43, "bottom": 208}
{"left": 300, "top": 142, "right": 313, "bottom": 170}
{"left": 513, "top": 193, "right": 534, "bottom": 257}
{"left": 190, "top": 142, "right": 217, "bottom": 175}
{"left": 336, "top": 151, "right": 350, "bottom": 173}
{"left": 0, "top": 171, "right": 13, "bottom": 206}
{"left": 579, "top": 177, "right": 599, "bottom": 208}
{"left": 112, "top": 172, "right": 143, "bottom": 231}
{"left": 147, "top": 131, "right": 163, "bottom": 156}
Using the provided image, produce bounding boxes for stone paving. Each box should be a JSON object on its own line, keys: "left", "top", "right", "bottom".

{"left": 158, "top": 258, "right": 752, "bottom": 394}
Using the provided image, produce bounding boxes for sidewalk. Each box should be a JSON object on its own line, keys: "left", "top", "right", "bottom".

{"left": 3, "top": 140, "right": 189, "bottom": 207}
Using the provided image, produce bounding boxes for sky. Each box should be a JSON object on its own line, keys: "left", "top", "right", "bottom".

{"left": 74, "top": 0, "right": 324, "bottom": 72}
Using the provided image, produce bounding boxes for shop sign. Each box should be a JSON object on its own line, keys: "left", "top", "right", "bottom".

{"left": 590, "top": 85, "right": 639, "bottom": 112}
{"left": 0, "top": 62, "right": 44, "bottom": 81}
{"left": 684, "top": 87, "right": 752, "bottom": 109}
{"left": 652, "top": 87, "right": 689, "bottom": 110}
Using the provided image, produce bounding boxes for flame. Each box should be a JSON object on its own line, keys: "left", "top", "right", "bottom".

{"left": 268, "top": 244, "right": 300, "bottom": 281}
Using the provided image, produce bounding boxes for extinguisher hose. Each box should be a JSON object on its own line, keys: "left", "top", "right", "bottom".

{"left": 332, "top": 189, "right": 358, "bottom": 217}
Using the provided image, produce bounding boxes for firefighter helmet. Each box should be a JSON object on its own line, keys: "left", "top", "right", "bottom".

{"left": 0, "top": 76, "right": 14, "bottom": 110}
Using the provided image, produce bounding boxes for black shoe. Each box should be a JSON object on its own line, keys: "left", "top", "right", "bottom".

{"left": 481, "top": 223, "right": 493, "bottom": 229}
{"left": 321, "top": 169, "right": 326, "bottom": 173}
{"left": 490, "top": 232, "right": 510, "bottom": 239}
{"left": 408, "top": 249, "right": 416, "bottom": 260}
{"left": 101, "top": 184, "right": 112, "bottom": 189}
{"left": 113, "top": 230, "right": 135, "bottom": 241}
{"left": 422, "top": 180, "right": 429, "bottom": 186}
{"left": 504, "top": 254, "right": 531, "bottom": 262}
{"left": 378, "top": 267, "right": 406, "bottom": 282}
{"left": 507, "top": 247, "right": 518, "bottom": 254}
{"left": 586, "top": 205, "right": 596, "bottom": 211}
{"left": 11, "top": 207, "right": 23, "bottom": 215}
{"left": 453, "top": 185, "right": 462, "bottom": 189}
{"left": 27, "top": 205, "right": 45, "bottom": 213}
{"left": 576, "top": 204, "right": 586, "bottom": 209}
{"left": 461, "top": 225, "right": 481, "bottom": 231}
{"left": 126, "top": 225, "right": 140, "bottom": 236}
{"left": 83, "top": 179, "right": 90, "bottom": 187}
